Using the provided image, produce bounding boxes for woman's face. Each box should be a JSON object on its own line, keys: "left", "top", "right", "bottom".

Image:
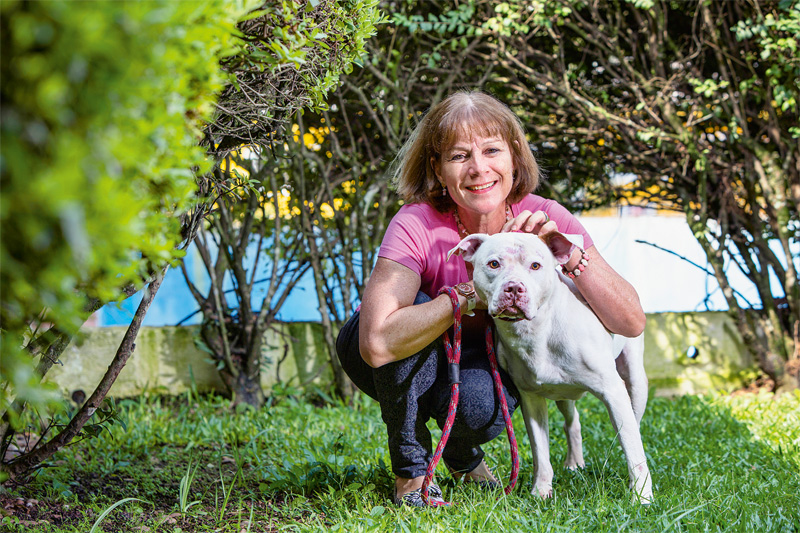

{"left": 434, "top": 134, "right": 515, "bottom": 217}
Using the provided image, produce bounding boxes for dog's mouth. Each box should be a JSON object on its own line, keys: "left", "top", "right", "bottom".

{"left": 496, "top": 315, "right": 524, "bottom": 322}
{"left": 492, "top": 306, "right": 530, "bottom": 322}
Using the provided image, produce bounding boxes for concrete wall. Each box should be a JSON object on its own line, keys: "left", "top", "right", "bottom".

{"left": 642, "top": 311, "right": 754, "bottom": 395}
{"left": 47, "top": 311, "right": 754, "bottom": 398}
{"left": 47, "top": 322, "right": 332, "bottom": 398}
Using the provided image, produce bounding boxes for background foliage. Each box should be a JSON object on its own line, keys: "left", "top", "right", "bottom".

{"left": 203, "top": 0, "right": 384, "bottom": 157}
{"left": 2, "top": 0, "right": 383, "bottom": 478}
{"left": 0, "top": 0, "right": 255, "bottom": 425}
{"left": 297, "top": 0, "right": 799, "bottom": 390}
{"left": 185, "top": 0, "right": 383, "bottom": 405}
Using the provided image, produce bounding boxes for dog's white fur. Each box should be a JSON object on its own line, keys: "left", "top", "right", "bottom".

{"left": 449, "top": 232, "right": 653, "bottom": 504}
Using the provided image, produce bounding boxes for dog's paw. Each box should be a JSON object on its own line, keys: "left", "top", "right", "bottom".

{"left": 563, "top": 459, "right": 585, "bottom": 470}
{"left": 630, "top": 466, "right": 653, "bottom": 504}
{"left": 532, "top": 484, "right": 553, "bottom": 499}
{"left": 633, "top": 490, "right": 653, "bottom": 505}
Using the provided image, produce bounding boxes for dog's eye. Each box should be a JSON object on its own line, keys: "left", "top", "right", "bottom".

{"left": 488, "top": 260, "right": 500, "bottom": 269}
{"left": 531, "top": 262, "right": 541, "bottom": 270}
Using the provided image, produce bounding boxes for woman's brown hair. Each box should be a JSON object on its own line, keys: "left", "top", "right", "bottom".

{"left": 392, "top": 91, "right": 540, "bottom": 212}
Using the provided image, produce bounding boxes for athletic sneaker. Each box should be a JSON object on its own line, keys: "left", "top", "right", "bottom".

{"left": 467, "top": 478, "right": 501, "bottom": 491}
{"left": 393, "top": 483, "right": 449, "bottom": 507}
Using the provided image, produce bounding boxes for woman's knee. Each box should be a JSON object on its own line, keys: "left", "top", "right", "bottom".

{"left": 336, "top": 310, "right": 359, "bottom": 358}
{"left": 452, "top": 368, "right": 517, "bottom": 431}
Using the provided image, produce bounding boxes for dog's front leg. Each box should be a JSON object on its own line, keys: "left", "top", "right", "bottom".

{"left": 594, "top": 378, "right": 653, "bottom": 504}
{"left": 520, "top": 393, "right": 554, "bottom": 498}
{"left": 556, "top": 400, "right": 584, "bottom": 470}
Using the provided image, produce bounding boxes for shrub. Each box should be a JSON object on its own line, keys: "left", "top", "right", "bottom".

{"left": 0, "top": 0, "right": 252, "bottom": 424}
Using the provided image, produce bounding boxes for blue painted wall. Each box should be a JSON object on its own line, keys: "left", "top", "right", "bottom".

{"left": 94, "top": 214, "right": 797, "bottom": 327}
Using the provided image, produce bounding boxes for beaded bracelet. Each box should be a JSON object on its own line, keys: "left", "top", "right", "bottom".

{"left": 561, "top": 249, "right": 590, "bottom": 279}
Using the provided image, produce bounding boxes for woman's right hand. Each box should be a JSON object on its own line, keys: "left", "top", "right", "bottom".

{"left": 502, "top": 209, "right": 557, "bottom": 235}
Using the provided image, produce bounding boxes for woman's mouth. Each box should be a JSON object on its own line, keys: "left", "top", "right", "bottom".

{"left": 466, "top": 181, "right": 496, "bottom": 192}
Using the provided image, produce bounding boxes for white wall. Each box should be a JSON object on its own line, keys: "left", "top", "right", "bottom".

{"left": 579, "top": 213, "right": 794, "bottom": 314}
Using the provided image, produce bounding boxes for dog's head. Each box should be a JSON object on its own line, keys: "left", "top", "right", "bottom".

{"left": 448, "top": 232, "right": 581, "bottom": 322}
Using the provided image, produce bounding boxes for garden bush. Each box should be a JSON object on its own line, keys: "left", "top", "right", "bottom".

{"left": 0, "top": 0, "right": 252, "bottom": 425}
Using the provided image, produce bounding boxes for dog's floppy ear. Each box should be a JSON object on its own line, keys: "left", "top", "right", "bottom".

{"left": 447, "top": 233, "right": 489, "bottom": 263}
{"left": 540, "top": 232, "right": 584, "bottom": 265}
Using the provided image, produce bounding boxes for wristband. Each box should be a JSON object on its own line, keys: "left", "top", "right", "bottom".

{"left": 561, "top": 249, "right": 590, "bottom": 279}
{"left": 454, "top": 282, "right": 477, "bottom": 315}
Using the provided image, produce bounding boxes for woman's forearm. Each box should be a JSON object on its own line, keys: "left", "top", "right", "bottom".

{"left": 571, "top": 246, "right": 646, "bottom": 337}
{"left": 359, "top": 294, "right": 456, "bottom": 367}
{"left": 357, "top": 258, "right": 472, "bottom": 368}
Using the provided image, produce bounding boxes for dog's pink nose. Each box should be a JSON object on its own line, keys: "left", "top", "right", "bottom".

{"left": 503, "top": 281, "right": 526, "bottom": 295}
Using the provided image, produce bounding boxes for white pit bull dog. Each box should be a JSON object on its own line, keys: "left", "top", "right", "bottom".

{"left": 449, "top": 232, "right": 653, "bottom": 504}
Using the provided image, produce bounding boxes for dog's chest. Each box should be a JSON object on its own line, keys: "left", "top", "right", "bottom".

{"left": 497, "top": 331, "right": 588, "bottom": 401}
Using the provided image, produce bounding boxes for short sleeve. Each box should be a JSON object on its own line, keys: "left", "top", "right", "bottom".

{"left": 377, "top": 205, "right": 433, "bottom": 276}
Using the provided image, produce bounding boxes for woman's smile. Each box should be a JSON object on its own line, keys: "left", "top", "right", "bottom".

{"left": 466, "top": 181, "right": 497, "bottom": 192}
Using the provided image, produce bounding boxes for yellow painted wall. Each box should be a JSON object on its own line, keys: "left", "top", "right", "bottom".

{"left": 642, "top": 311, "right": 754, "bottom": 395}
{"left": 46, "top": 312, "right": 754, "bottom": 398}
{"left": 47, "top": 323, "right": 332, "bottom": 398}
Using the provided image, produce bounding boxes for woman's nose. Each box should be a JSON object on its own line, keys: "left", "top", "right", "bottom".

{"left": 468, "top": 153, "right": 489, "bottom": 175}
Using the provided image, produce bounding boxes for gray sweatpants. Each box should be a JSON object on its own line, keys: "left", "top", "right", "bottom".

{"left": 335, "top": 292, "right": 519, "bottom": 479}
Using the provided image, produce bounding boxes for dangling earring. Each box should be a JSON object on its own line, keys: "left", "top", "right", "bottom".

{"left": 442, "top": 185, "right": 447, "bottom": 197}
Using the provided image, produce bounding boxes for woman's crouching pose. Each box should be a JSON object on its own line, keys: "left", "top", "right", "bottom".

{"left": 336, "top": 91, "right": 646, "bottom": 507}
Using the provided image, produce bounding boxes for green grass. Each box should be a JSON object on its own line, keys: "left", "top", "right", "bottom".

{"left": 2, "top": 387, "right": 798, "bottom": 532}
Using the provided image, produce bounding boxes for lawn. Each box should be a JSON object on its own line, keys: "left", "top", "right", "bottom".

{"left": 1, "top": 386, "right": 798, "bottom": 532}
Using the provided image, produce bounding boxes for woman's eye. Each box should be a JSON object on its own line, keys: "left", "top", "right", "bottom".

{"left": 488, "top": 260, "right": 500, "bottom": 269}
{"left": 449, "top": 154, "right": 465, "bottom": 161}
{"left": 531, "top": 262, "right": 541, "bottom": 270}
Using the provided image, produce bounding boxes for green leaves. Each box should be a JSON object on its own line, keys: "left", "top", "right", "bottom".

{"left": 90, "top": 497, "right": 153, "bottom": 533}
{"left": 732, "top": 2, "right": 800, "bottom": 114}
{"left": 205, "top": 0, "right": 384, "bottom": 154}
{"left": 393, "top": 4, "right": 477, "bottom": 37}
{"left": 626, "top": 0, "right": 655, "bottom": 9}
{"left": 689, "top": 77, "right": 731, "bottom": 98}
{"left": 0, "top": 0, "right": 250, "bottom": 426}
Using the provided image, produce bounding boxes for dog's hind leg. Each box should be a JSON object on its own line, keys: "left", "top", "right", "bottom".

{"left": 593, "top": 376, "right": 653, "bottom": 504}
{"left": 614, "top": 334, "right": 648, "bottom": 425}
{"left": 556, "top": 400, "right": 584, "bottom": 470}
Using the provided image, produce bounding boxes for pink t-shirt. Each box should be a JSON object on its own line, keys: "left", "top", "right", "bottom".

{"left": 378, "top": 194, "right": 593, "bottom": 298}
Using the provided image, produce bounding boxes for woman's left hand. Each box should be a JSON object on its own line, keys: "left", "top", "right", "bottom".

{"left": 502, "top": 210, "right": 557, "bottom": 235}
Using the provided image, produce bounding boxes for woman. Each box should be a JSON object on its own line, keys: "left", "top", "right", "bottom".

{"left": 335, "top": 91, "right": 646, "bottom": 507}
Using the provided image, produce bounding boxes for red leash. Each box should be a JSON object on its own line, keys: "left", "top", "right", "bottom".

{"left": 421, "top": 287, "right": 520, "bottom": 505}
{"left": 486, "top": 325, "right": 520, "bottom": 495}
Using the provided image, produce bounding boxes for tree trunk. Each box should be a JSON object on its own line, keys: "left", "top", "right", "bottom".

{"left": 2, "top": 267, "right": 167, "bottom": 480}
{"left": 301, "top": 216, "right": 352, "bottom": 399}
{"left": 220, "top": 369, "right": 265, "bottom": 408}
